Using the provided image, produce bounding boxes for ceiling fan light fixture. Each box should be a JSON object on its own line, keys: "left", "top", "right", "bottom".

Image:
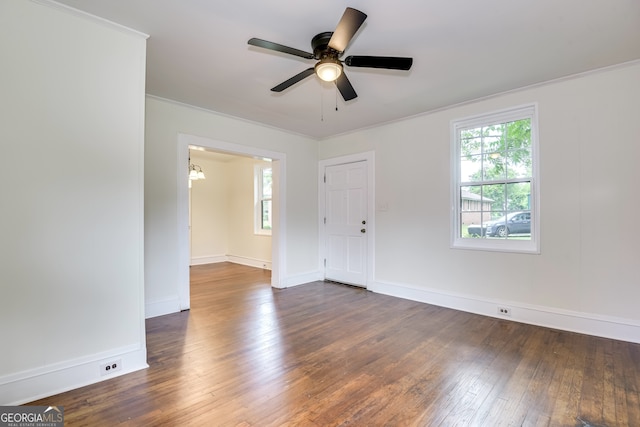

{"left": 315, "top": 58, "right": 342, "bottom": 82}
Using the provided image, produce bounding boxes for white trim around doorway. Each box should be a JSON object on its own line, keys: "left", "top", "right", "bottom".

{"left": 177, "top": 134, "right": 287, "bottom": 311}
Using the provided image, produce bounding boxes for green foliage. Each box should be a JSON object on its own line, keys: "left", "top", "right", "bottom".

{"left": 461, "top": 119, "right": 532, "bottom": 214}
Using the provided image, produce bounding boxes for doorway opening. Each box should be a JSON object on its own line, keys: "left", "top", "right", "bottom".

{"left": 188, "top": 149, "right": 272, "bottom": 269}
{"left": 178, "top": 134, "right": 287, "bottom": 311}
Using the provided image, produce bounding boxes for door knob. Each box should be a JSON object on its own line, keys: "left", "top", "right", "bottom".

{"left": 361, "top": 228, "right": 366, "bottom": 233}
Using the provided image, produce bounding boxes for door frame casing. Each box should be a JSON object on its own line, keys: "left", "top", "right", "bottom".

{"left": 318, "top": 151, "right": 375, "bottom": 288}
{"left": 177, "top": 133, "right": 287, "bottom": 311}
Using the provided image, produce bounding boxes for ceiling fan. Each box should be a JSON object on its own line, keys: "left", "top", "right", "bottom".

{"left": 248, "top": 7, "right": 413, "bottom": 101}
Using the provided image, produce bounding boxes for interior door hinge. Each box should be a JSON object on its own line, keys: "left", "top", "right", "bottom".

{"left": 323, "top": 174, "right": 326, "bottom": 183}
{"left": 324, "top": 259, "right": 326, "bottom": 267}
{"left": 324, "top": 217, "right": 326, "bottom": 224}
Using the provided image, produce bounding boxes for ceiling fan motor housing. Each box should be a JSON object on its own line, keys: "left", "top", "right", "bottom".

{"left": 312, "top": 32, "right": 340, "bottom": 59}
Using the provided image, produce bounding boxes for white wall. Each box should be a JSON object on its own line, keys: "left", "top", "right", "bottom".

{"left": 0, "top": 1, "right": 148, "bottom": 404}
{"left": 226, "top": 157, "right": 272, "bottom": 267}
{"left": 145, "top": 97, "right": 319, "bottom": 316}
{"left": 189, "top": 153, "right": 272, "bottom": 267}
{"left": 189, "top": 153, "right": 230, "bottom": 264}
{"left": 319, "top": 62, "right": 640, "bottom": 343}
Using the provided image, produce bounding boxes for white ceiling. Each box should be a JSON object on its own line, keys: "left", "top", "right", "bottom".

{"left": 54, "top": 0, "right": 640, "bottom": 139}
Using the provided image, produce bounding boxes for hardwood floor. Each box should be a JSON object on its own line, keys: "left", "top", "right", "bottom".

{"left": 31, "top": 262, "right": 640, "bottom": 426}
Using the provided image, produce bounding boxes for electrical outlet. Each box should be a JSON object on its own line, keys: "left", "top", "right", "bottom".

{"left": 497, "top": 306, "right": 511, "bottom": 316}
{"left": 100, "top": 359, "right": 122, "bottom": 376}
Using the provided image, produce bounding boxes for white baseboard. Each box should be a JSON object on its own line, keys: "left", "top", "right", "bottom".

{"left": 190, "top": 255, "right": 227, "bottom": 266}
{"left": 279, "top": 270, "right": 323, "bottom": 288}
{"left": 0, "top": 344, "right": 148, "bottom": 405}
{"left": 226, "top": 255, "right": 271, "bottom": 270}
{"left": 190, "top": 254, "right": 272, "bottom": 270}
{"left": 369, "top": 280, "right": 640, "bottom": 344}
{"left": 145, "top": 296, "right": 181, "bottom": 319}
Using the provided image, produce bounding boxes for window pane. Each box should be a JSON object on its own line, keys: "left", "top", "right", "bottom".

{"left": 486, "top": 211, "right": 508, "bottom": 239}
{"left": 460, "top": 131, "right": 482, "bottom": 155}
{"left": 460, "top": 154, "right": 482, "bottom": 182}
{"left": 506, "top": 119, "right": 531, "bottom": 150}
{"left": 255, "top": 165, "right": 273, "bottom": 235}
{"left": 482, "top": 134, "right": 505, "bottom": 155}
{"left": 482, "top": 153, "right": 507, "bottom": 181}
{"left": 483, "top": 124, "right": 504, "bottom": 138}
{"left": 460, "top": 186, "right": 478, "bottom": 212}
{"left": 500, "top": 211, "right": 531, "bottom": 239}
{"left": 506, "top": 148, "right": 532, "bottom": 178}
{"left": 481, "top": 183, "right": 504, "bottom": 213}
{"left": 461, "top": 211, "right": 486, "bottom": 237}
{"left": 506, "top": 182, "right": 531, "bottom": 211}
{"left": 262, "top": 168, "right": 272, "bottom": 198}
{"left": 460, "top": 186, "right": 493, "bottom": 239}
{"left": 261, "top": 199, "right": 272, "bottom": 230}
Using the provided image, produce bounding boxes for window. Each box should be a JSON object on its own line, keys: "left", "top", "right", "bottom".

{"left": 451, "top": 104, "right": 539, "bottom": 253}
{"left": 255, "top": 165, "right": 272, "bottom": 235}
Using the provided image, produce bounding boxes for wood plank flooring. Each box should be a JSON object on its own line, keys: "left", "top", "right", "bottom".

{"left": 30, "top": 263, "right": 640, "bottom": 426}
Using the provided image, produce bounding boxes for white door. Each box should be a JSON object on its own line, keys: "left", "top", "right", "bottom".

{"left": 324, "top": 161, "right": 367, "bottom": 287}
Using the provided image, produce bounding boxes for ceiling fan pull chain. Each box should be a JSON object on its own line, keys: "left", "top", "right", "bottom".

{"left": 321, "top": 89, "right": 324, "bottom": 122}
{"left": 335, "top": 85, "right": 339, "bottom": 111}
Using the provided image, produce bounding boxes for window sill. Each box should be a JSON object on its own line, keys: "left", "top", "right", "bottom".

{"left": 451, "top": 237, "right": 540, "bottom": 254}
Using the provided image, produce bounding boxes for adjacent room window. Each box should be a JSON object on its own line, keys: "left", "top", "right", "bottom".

{"left": 451, "top": 104, "right": 539, "bottom": 253}
{"left": 255, "top": 165, "right": 272, "bottom": 235}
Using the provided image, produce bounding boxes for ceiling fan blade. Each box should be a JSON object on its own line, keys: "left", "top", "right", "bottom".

{"left": 335, "top": 72, "right": 357, "bottom": 101}
{"left": 248, "top": 38, "right": 314, "bottom": 59}
{"left": 271, "top": 68, "right": 315, "bottom": 92}
{"left": 328, "top": 7, "right": 367, "bottom": 53}
{"left": 345, "top": 56, "right": 413, "bottom": 70}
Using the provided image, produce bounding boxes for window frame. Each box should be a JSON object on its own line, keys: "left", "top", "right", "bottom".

{"left": 450, "top": 104, "right": 540, "bottom": 254}
{"left": 254, "top": 164, "right": 272, "bottom": 236}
